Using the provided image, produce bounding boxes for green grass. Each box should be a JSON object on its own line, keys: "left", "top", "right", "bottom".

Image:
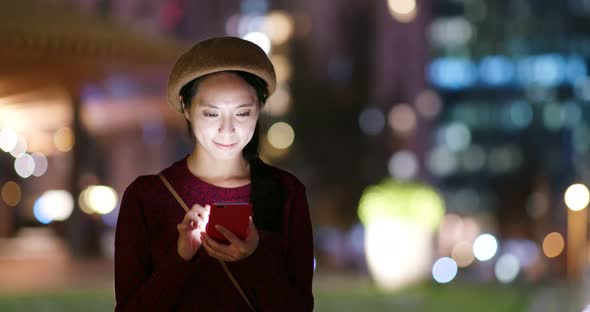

{"left": 0, "top": 283, "right": 533, "bottom": 312}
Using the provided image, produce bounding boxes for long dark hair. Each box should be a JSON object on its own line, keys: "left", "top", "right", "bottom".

{"left": 179, "top": 71, "right": 284, "bottom": 232}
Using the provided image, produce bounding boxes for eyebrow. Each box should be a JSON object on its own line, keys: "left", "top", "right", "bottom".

{"left": 200, "top": 103, "right": 255, "bottom": 109}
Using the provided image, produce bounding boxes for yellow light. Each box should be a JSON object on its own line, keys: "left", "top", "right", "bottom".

{"left": 264, "top": 86, "right": 291, "bottom": 117}
{"left": 543, "top": 232, "right": 565, "bottom": 258}
{"left": 271, "top": 54, "right": 292, "bottom": 83}
{"left": 34, "top": 190, "right": 74, "bottom": 222}
{"left": 80, "top": 185, "right": 118, "bottom": 215}
{"left": 1, "top": 181, "right": 21, "bottom": 207}
{"left": 0, "top": 128, "right": 18, "bottom": 152}
{"left": 243, "top": 32, "right": 271, "bottom": 54}
{"left": 267, "top": 122, "right": 295, "bottom": 149}
{"left": 54, "top": 127, "right": 74, "bottom": 152}
{"left": 564, "top": 183, "right": 590, "bottom": 211}
{"left": 264, "top": 11, "right": 294, "bottom": 45}
{"left": 387, "top": 0, "right": 417, "bottom": 23}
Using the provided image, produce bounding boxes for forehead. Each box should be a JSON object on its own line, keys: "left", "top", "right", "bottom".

{"left": 195, "top": 72, "right": 257, "bottom": 102}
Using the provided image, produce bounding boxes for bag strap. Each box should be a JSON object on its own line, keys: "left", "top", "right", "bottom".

{"left": 158, "top": 174, "right": 256, "bottom": 312}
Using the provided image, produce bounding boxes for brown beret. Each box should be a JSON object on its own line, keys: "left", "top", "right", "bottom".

{"left": 167, "top": 36, "right": 277, "bottom": 113}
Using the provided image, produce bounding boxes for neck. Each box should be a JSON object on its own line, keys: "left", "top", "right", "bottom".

{"left": 187, "top": 146, "right": 250, "bottom": 181}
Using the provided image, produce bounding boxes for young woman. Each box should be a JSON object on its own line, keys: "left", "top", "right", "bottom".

{"left": 114, "top": 37, "right": 314, "bottom": 311}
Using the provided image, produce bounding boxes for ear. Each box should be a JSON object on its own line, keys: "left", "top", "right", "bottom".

{"left": 180, "top": 96, "right": 190, "bottom": 120}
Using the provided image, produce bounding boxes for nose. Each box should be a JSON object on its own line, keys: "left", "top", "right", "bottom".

{"left": 218, "top": 115, "right": 235, "bottom": 133}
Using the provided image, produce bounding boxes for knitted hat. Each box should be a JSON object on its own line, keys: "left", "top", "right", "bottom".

{"left": 167, "top": 36, "right": 277, "bottom": 113}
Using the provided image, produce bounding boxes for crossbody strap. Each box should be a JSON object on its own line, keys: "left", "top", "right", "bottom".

{"left": 158, "top": 174, "right": 256, "bottom": 312}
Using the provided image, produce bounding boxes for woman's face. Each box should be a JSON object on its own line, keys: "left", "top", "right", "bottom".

{"left": 184, "top": 72, "right": 260, "bottom": 161}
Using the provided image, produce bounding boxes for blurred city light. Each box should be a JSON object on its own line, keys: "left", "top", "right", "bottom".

{"left": 432, "top": 257, "right": 458, "bottom": 283}
{"left": 388, "top": 150, "right": 418, "bottom": 180}
{"left": 33, "top": 190, "right": 74, "bottom": 224}
{"left": 473, "top": 233, "right": 498, "bottom": 261}
{"left": 271, "top": 54, "right": 292, "bottom": 83}
{"left": 542, "top": 232, "right": 565, "bottom": 258}
{"left": 243, "top": 31, "right": 271, "bottom": 54}
{"left": 387, "top": 0, "right": 417, "bottom": 23}
{"left": 451, "top": 241, "right": 475, "bottom": 268}
{"left": 31, "top": 152, "right": 48, "bottom": 177}
{"left": 9, "top": 135, "right": 27, "bottom": 158}
{"left": 264, "top": 11, "right": 294, "bottom": 45}
{"left": 461, "top": 144, "right": 486, "bottom": 172}
{"left": 479, "top": 56, "right": 515, "bottom": 86}
{"left": 359, "top": 107, "right": 385, "bottom": 136}
{"left": 427, "top": 146, "right": 458, "bottom": 177}
{"left": 14, "top": 153, "right": 35, "bottom": 178}
{"left": 542, "top": 102, "right": 562, "bottom": 131}
{"left": 0, "top": 128, "right": 18, "bottom": 152}
{"left": 561, "top": 101, "right": 582, "bottom": 129}
{"left": 441, "top": 122, "right": 471, "bottom": 152}
{"left": 79, "top": 185, "right": 118, "bottom": 215}
{"left": 487, "top": 145, "right": 522, "bottom": 174}
{"left": 54, "top": 127, "right": 74, "bottom": 152}
{"left": 267, "top": 122, "right": 295, "bottom": 149}
{"left": 358, "top": 179, "right": 444, "bottom": 290}
{"left": 518, "top": 54, "right": 565, "bottom": 87}
{"left": 264, "top": 85, "right": 291, "bottom": 116}
{"left": 1, "top": 181, "right": 21, "bottom": 207}
{"left": 564, "top": 183, "right": 590, "bottom": 211}
{"left": 428, "top": 57, "right": 477, "bottom": 90}
{"left": 495, "top": 254, "right": 520, "bottom": 283}
{"left": 414, "top": 89, "right": 442, "bottom": 119}
{"left": 388, "top": 103, "right": 417, "bottom": 134}
{"left": 429, "top": 17, "right": 474, "bottom": 48}
{"left": 504, "top": 101, "right": 533, "bottom": 131}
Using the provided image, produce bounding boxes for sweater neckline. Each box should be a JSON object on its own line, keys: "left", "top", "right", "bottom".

{"left": 179, "top": 155, "right": 252, "bottom": 192}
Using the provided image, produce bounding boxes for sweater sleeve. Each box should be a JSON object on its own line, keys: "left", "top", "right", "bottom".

{"left": 234, "top": 182, "right": 314, "bottom": 311}
{"left": 114, "top": 176, "right": 202, "bottom": 311}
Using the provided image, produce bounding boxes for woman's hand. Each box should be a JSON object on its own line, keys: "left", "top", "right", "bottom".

{"left": 201, "top": 218, "right": 259, "bottom": 262}
{"left": 177, "top": 204, "right": 210, "bottom": 261}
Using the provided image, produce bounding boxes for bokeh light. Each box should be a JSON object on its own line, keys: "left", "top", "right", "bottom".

{"left": 33, "top": 190, "right": 74, "bottom": 224}
{"left": 542, "top": 232, "right": 565, "bottom": 258}
{"left": 271, "top": 54, "right": 292, "bottom": 83}
{"left": 79, "top": 185, "right": 118, "bottom": 215}
{"left": 461, "top": 144, "right": 486, "bottom": 172}
{"left": 264, "top": 11, "right": 294, "bottom": 45}
{"left": 432, "top": 257, "right": 458, "bottom": 283}
{"left": 388, "top": 103, "right": 417, "bottom": 134}
{"left": 414, "top": 89, "right": 442, "bottom": 119}
{"left": 427, "top": 146, "right": 458, "bottom": 177}
{"left": 387, "top": 0, "right": 417, "bottom": 23}
{"left": 54, "top": 127, "right": 74, "bottom": 152}
{"left": 14, "top": 153, "right": 35, "bottom": 178}
{"left": 267, "top": 122, "right": 295, "bottom": 149}
{"left": 243, "top": 31, "right": 271, "bottom": 54}
{"left": 31, "top": 152, "right": 48, "bottom": 177}
{"left": 9, "top": 135, "right": 28, "bottom": 158}
{"left": 495, "top": 254, "right": 520, "bottom": 283}
{"left": 452, "top": 241, "right": 475, "bottom": 267}
{"left": 359, "top": 107, "right": 385, "bottom": 136}
{"left": 429, "top": 17, "right": 474, "bottom": 48}
{"left": 264, "top": 86, "right": 291, "bottom": 116}
{"left": 473, "top": 233, "right": 498, "bottom": 261}
{"left": 388, "top": 150, "right": 418, "bottom": 180}
{"left": 1, "top": 181, "right": 21, "bottom": 207}
{"left": 564, "top": 183, "right": 590, "bottom": 211}
{"left": 441, "top": 122, "right": 471, "bottom": 152}
{"left": 0, "top": 128, "right": 18, "bottom": 152}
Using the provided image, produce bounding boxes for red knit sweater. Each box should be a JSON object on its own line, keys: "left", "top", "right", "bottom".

{"left": 114, "top": 156, "right": 314, "bottom": 311}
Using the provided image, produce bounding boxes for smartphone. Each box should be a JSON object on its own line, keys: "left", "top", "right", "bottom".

{"left": 206, "top": 202, "right": 252, "bottom": 244}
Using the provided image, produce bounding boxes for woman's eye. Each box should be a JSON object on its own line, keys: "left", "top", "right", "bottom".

{"left": 203, "top": 112, "right": 218, "bottom": 117}
{"left": 236, "top": 111, "right": 251, "bottom": 117}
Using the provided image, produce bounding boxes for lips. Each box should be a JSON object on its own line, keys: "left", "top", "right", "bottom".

{"left": 214, "top": 142, "right": 237, "bottom": 149}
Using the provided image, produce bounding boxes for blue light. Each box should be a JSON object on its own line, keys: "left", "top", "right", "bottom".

{"left": 33, "top": 198, "right": 52, "bottom": 224}
{"left": 428, "top": 57, "right": 477, "bottom": 90}
{"left": 518, "top": 54, "right": 565, "bottom": 87}
{"left": 479, "top": 56, "right": 515, "bottom": 86}
{"left": 566, "top": 56, "right": 587, "bottom": 85}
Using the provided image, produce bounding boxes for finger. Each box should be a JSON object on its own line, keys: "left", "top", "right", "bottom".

{"left": 215, "top": 225, "right": 242, "bottom": 245}
{"left": 202, "top": 234, "right": 235, "bottom": 261}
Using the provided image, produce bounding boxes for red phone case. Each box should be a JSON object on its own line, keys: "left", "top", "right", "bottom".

{"left": 206, "top": 202, "right": 252, "bottom": 243}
